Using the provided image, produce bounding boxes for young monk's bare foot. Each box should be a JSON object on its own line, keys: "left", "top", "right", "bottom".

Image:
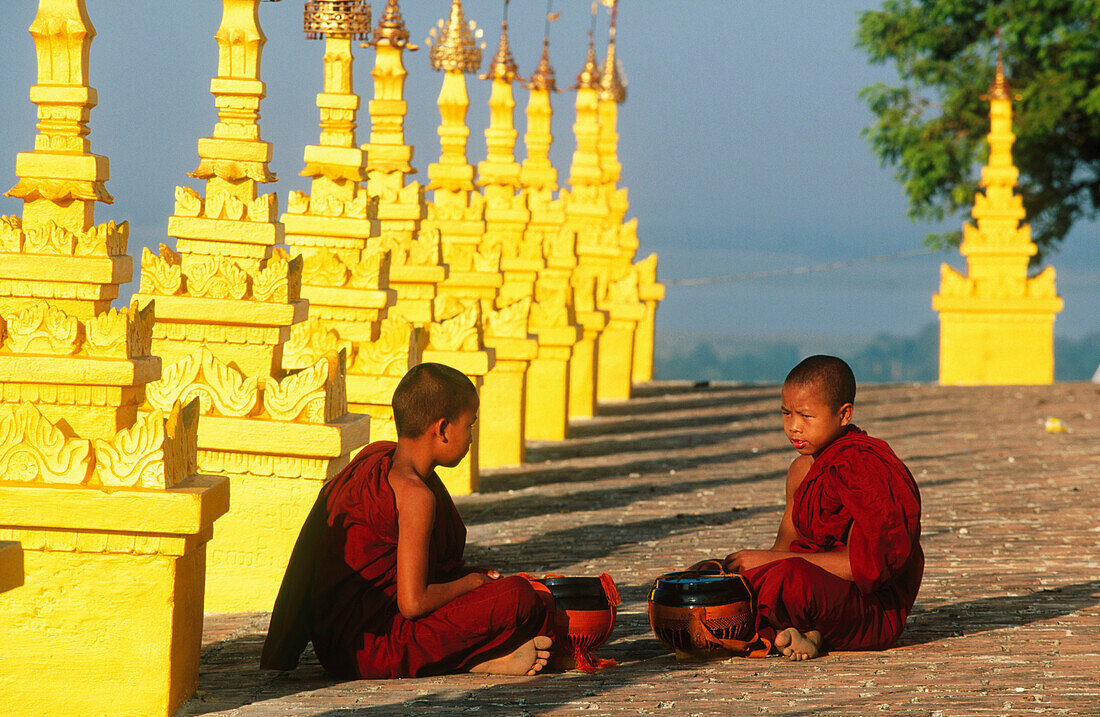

{"left": 774, "top": 628, "right": 823, "bottom": 661}
{"left": 468, "top": 636, "right": 553, "bottom": 676}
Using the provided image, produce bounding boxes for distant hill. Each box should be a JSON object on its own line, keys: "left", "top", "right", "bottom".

{"left": 655, "top": 324, "right": 1099, "bottom": 383}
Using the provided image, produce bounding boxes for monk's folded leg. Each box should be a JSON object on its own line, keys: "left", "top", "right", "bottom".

{"left": 743, "top": 557, "right": 906, "bottom": 651}
{"left": 356, "top": 575, "right": 551, "bottom": 678}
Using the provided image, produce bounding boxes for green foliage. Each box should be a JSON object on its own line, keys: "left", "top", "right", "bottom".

{"left": 856, "top": 0, "right": 1100, "bottom": 261}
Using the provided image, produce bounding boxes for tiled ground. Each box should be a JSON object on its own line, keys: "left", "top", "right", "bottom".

{"left": 180, "top": 381, "right": 1100, "bottom": 716}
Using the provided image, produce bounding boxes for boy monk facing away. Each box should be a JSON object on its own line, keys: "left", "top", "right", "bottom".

{"left": 261, "top": 363, "right": 552, "bottom": 678}
{"left": 722, "top": 355, "right": 923, "bottom": 660}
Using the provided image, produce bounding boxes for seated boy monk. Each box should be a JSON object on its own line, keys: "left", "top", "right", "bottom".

{"left": 718, "top": 355, "right": 923, "bottom": 661}
{"left": 261, "top": 362, "right": 553, "bottom": 678}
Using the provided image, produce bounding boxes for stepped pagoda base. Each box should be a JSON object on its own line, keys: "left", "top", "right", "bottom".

{"left": 569, "top": 310, "right": 606, "bottom": 420}
{"left": 0, "top": 477, "right": 228, "bottom": 717}
{"left": 935, "top": 300, "right": 1061, "bottom": 385}
{"left": 525, "top": 326, "right": 580, "bottom": 441}
{"left": 193, "top": 412, "right": 370, "bottom": 612}
{"left": 480, "top": 336, "right": 538, "bottom": 468}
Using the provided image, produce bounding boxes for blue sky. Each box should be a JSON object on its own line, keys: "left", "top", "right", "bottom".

{"left": 0, "top": 1, "right": 1096, "bottom": 344}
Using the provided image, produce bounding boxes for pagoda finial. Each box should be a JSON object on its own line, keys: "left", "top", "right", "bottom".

{"left": 303, "top": 1, "right": 371, "bottom": 41}
{"left": 599, "top": 0, "right": 626, "bottom": 103}
{"left": 989, "top": 28, "right": 1011, "bottom": 100}
{"left": 427, "top": 0, "right": 484, "bottom": 73}
{"left": 528, "top": 37, "right": 559, "bottom": 92}
{"left": 481, "top": 2, "right": 522, "bottom": 83}
{"left": 369, "top": 0, "right": 417, "bottom": 49}
{"left": 573, "top": 34, "right": 602, "bottom": 90}
{"left": 527, "top": 2, "right": 559, "bottom": 92}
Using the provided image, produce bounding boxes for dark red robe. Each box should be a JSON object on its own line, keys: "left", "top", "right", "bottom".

{"left": 742, "top": 425, "right": 924, "bottom": 650}
{"left": 261, "top": 441, "right": 549, "bottom": 678}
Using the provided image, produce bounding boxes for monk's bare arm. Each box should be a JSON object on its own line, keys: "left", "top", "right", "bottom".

{"left": 393, "top": 477, "right": 487, "bottom": 619}
{"left": 725, "top": 455, "right": 854, "bottom": 581}
{"left": 772, "top": 455, "right": 813, "bottom": 551}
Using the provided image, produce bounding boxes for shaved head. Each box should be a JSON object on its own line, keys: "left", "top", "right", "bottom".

{"left": 392, "top": 363, "right": 478, "bottom": 438}
{"left": 784, "top": 355, "right": 856, "bottom": 411}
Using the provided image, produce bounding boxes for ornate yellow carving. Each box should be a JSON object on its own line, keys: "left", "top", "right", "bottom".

{"left": 285, "top": 317, "right": 354, "bottom": 369}
{"left": 530, "top": 287, "right": 572, "bottom": 328}
{"left": 1, "top": 301, "right": 82, "bottom": 356}
{"left": 484, "top": 297, "right": 530, "bottom": 339}
{"left": 286, "top": 190, "right": 311, "bottom": 215}
{"left": 428, "top": 303, "right": 480, "bottom": 351}
{"left": 5, "top": 178, "right": 112, "bottom": 206}
{"left": 84, "top": 301, "right": 154, "bottom": 359}
{"left": 350, "top": 317, "right": 417, "bottom": 377}
{"left": 253, "top": 249, "right": 301, "bottom": 303}
{"left": 0, "top": 403, "right": 92, "bottom": 485}
{"left": 187, "top": 255, "right": 249, "bottom": 301}
{"left": 607, "top": 272, "right": 639, "bottom": 304}
{"left": 0, "top": 216, "right": 21, "bottom": 252}
{"left": 204, "top": 190, "right": 247, "bottom": 221}
{"left": 264, "top": 351, "right": 346, "bottom": 424}
{"left": 140, "top": 245, "right": 185, "bottom": 296}
{"left": 303, "top": 249, "right": 350, "bottom": 288}
{"left": 174, "top": 186, "right": 203, "bottom": 217}
{"left": 349, "top": 248, "right": 391, "bottom": 289}
{"left": 248, "top": 193, "right": 277, "bottom": 222}
{"left": 93, "top": 400, "right": 197, "bottom": 490}
{"left": 473, "top": 244, "right": 502, "bottom": 273}
{"left": 146, "top": 348, "right": 261, "bottom": 418}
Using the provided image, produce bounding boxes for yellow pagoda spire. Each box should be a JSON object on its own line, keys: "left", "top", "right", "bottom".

{"left": 421, "top": 0, "right": 496, "bottom": 493}
{"left": 521, "top": 37, "right": 560, "bottom": 193}
{"left": 518, "top": 10, "right": 583, "bottom": 441}
{"left": 1, "top": 0, "right": 129, "bottom": 320}
{"left": 135, "top": 0, "right": 370, "bottom": 612}
{"left": 474, "top": 3, "right": 539, "bottom": 469}
{"left": 594, "top": 0, "right": 661, "bottom": 387}
{"left": 282, "top": 1, "right": 414, "bottom": 444}
{"left": 933, "top": 46, "right": 1063, "bottom": 384}
{"left": 362, "top": 0, "right": 443, "bottom": 355}
{"left": 0, "top": 3, "right": 227, "bottom": 714}
{"left": 558, "top": 20, "right": 611, "bottom": 419}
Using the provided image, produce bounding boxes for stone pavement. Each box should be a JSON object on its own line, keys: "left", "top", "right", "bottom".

{"left": 180, "top": 382, "right": 1100, "bottom": 716}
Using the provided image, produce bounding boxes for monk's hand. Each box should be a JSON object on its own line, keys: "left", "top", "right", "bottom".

{"left": 469, "top": 567, "right": 501, "bottom": 580}
{"left": 724, "top": 549, "right": 786, "bottom": 573}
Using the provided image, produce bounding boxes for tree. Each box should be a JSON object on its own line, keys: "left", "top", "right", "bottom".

{"left": 856, "top": 0, "right": 1100, "bottom": 262}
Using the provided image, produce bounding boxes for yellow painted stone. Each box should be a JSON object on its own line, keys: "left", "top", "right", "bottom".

{"left": 596, "top": 273, "right": 646, "bottom": 402}
{"left": 0, "top": 541, "right": 23, "bottom": 594}
{"left": 136, "top": 0, "right": 370, "bottom": 611}
{"left": 280, "top": 31, "right": 427, "bottom": 450}
{"left": 633, "top": 254, "right": 664, "bottom": 384}
{"left": 933, "top": 61, "right": 1062, "bottom": 385}
{"left": 480, "top": 299, "right": 538, "bottom": 468}
{"left": 520, "top": 69, "right": 584, "bottom": 438}
{"left": 0, "top": 475, "right": 227, "bottom": 717}
{"left": 422, "top": 304, "right": 494, "bottom": 495}
{"left": 0, "top": 4, "right": 229, "bottom": 713}
{"left": 562, "top": 48, "right": 616, "bottom": 412}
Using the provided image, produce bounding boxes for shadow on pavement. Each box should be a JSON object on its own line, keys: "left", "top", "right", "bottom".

{"left": 479, "top": 444, "right": 790, "bottom": 492}
{"left": 898, "top": 580, "right": 1100, "bottom": 646}
{"left": 461, "top": 469, "right": 785, "bottom": 526}
{"left": 464, "top": 504, "right": 784, "bottom": 574}
{"left": 565, "top": 405, "right": 776, "bottom": 439}
{"left": 524, "top": 419, "right": 777, "bottom": 463}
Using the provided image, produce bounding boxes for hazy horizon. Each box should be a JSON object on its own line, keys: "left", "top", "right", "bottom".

{"left": 1, "top": 1, "right": 1096, "bottom": 345}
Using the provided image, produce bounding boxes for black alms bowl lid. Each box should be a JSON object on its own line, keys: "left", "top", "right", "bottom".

{"left": 535, "top": 577, "right": 610, "bottom": 611}
{"left": 649, "top": 571, "right": 751, "bottom": 608}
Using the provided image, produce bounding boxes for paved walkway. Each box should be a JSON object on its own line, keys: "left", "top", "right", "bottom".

{"left": 181, "top": 382, "right": 1100, "bottom": 716}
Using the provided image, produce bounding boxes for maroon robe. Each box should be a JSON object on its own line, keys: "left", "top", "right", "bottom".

{"left": 261, "top": 441, "right": 549, "bottom": 678}
{"left": 742, "top": 425, "right": 924, "bottom": 650}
